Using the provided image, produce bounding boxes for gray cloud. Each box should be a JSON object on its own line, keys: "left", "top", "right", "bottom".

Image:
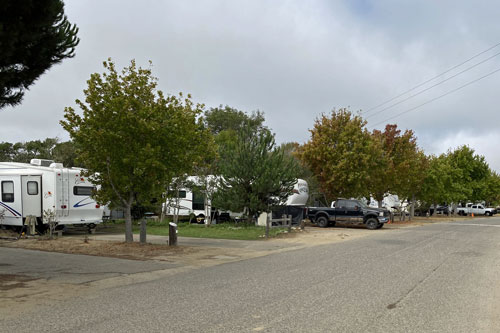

{"left": 1, "top": 0, "right": 499, "bottom": 170}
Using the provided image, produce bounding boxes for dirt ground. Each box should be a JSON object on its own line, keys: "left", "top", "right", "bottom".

{"left": 0, "top": 237, "right": 195, "bottom": 260}
{"left": 0, "top": 215, "right": 466, "bottom": 262}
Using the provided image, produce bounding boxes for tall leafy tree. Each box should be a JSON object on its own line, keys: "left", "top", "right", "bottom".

{"left": 204, "top": 105, "right": 265, "bottom": 135}
{"left": 297, "top": 108, "right": 376, "bottom": 201}
{"left": 61, "top": 59, "right": 214, "bottom": 242}
{"left": 0, "top": 138, "right": 77, "bottom": 166}
{"left": 204, "top": 105, "right": 266, "bottom": 170}
{"left": 369, "top": 125, "right": 398, "bottom": 207}
{"left": 369, "top": 124, "right": 428, "bottom": 213}
{"left": 15, "top": 138, "right": 59, "bottom": 162}
{"left": 418, "top": 154, "right": 455, "bottom": 215}
{"left": 52, "top": 140, "right": 77, "bottom": 167}
{"left": 0, "top": 142, "right": 15, "bottom": 161}
{"left": 447, "top": 145, "right": 490, "bottom": 203}
{"left": 418, "top": 146, "right": 493, "bottom": 215}
{"left": 0, "top": 0, "right": 79, "bottom": 108}
{"left": 213, "top": 123, "right": 299, "bottom": 220}
{"left": 483, "top": 171, "right": 500, "bottom": 206}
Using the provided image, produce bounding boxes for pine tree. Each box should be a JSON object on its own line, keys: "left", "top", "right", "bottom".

{"left": 213, "top": 123, "right": 299, "bottom": 220}
{"left": 0, "top": 0, "right": 79, "bottom": 108}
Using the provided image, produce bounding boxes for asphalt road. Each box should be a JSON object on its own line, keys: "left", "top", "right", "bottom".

{"left": 2, "top": 217, "right": 500, "bottom": 332}
{"left": 0, "top": 247, "right": 178, "bottom": 283}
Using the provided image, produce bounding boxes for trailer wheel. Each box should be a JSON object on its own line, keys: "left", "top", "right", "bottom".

{"left": 316, "top": 216, "right": 329, "bottom": 228}
{"left": 196, "top": 214, "right": 205, "bottom": 224}
{"left": 87, "top": 223, "right": 97, "bottom": 234}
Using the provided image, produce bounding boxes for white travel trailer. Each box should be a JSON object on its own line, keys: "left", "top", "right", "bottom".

{"left": 368, "top": 194, "right": 408, "bottom": 212}
{"left": 0, "top": 159, "right": 104, "bottom": 230}
{"left": 163, "top": 177, "right": 309, "bottom": 223}
{"left": 163, "top": 176, "right": 222, "bottom": 223}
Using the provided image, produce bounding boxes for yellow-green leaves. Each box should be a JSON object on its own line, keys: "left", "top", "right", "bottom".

{"left": 61, "top": 59, "right": 215, "bottom": 241}
{"left": 297, "top": 108, "right": 373, "bottom": 201}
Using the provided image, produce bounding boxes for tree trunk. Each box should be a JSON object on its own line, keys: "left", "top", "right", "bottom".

{"left": 173, "top": 193, "right": 179, "bottom": 224}
{"left": 140, "top": 218, "right": 146, "bottom": 244}
{"left": 124, "top": 203, "right": 133, "bottom": 243}
{"left": 204, "top": 195, "right": 210, "bottom": 227}
{"left": 377, "top": 199, "right": 383, "bottom": 208}
{"left": 409, "top": 195, "right": 415, "bottom": 221}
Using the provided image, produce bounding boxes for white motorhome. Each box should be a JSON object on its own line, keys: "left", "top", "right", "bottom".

{"left": 164, "top": 177, "right": 309, "bottom": 223}
{"left": 0, "top": 159, "right": 104, "bottom": 230}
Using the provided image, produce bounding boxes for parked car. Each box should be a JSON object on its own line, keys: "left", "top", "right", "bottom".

{"left": 457, "top": 203, "right": 497, "bottom": 216}
{"left": 305, "top": 199, "right": 390, "bottom": 230}
{"left": 429, "top": 205, "right": 450, "bottom": 215}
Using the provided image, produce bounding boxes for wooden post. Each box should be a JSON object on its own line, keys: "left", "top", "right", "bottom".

{"left": 285, "top": 214, "right": 292, "bottom": 233}
{"left": 169, "top": 222, "right": 177, "bottom": 246}
{"left": 140, "top": 217, "right": 147, "bottom": 244}
{"left": 265, "top": 213, "right": 270, "bottom": 238}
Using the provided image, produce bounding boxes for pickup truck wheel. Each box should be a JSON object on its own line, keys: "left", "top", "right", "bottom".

{"left": 366, "top": 218, "right": 379, "bottom": 230}
{"left": 485, "top": 212, "right": 491, "bottom": 216}
{"left": 316, "top": 216, "right": 329, "bottom": 228}
{"left": 376, "top": 223, "right": 384, "bottom": 229}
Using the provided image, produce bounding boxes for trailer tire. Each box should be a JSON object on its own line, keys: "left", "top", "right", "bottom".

{"left": 316, "top": 216, "right": 329, "bottom": 228}
{"left": 87, "top": 223, "right": 97, "bottom": 234}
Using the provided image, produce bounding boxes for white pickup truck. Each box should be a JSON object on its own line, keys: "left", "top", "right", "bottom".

{"left": 457, "top": 203, "right": 497, "bottom": 216}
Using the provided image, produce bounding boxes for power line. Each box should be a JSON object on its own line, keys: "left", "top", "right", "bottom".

{"left": 368, "top": 66, "right": 500, "bottom": 129}
{"left": 363, "top": 41, "right": 500, "bottom": 114}
{"left": 365, "top": 50, "right": 500, "bottom": 119}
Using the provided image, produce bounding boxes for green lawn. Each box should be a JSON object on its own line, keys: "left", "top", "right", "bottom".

{"left": 127, "top": 221, "right": 287, "bottom": 240}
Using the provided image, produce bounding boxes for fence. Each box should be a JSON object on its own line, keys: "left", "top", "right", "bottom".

{"left": 265, "top": 214, "right": 292, "bottom": 238}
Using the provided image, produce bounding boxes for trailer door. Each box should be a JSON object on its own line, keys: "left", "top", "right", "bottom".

{"left": 21, "top": 175, "right": 42, "bottom": 218}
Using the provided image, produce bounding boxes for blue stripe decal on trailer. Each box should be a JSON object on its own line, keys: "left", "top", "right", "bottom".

{"left": 0, "top": 202, "right": 21, "bottom": 217}
{"left": 73, "top": 197, "right": 93, "bottom": 208}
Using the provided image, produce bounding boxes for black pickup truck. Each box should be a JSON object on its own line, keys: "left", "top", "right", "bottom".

{"left": 305, "top": 199, "right": 390, "bottom": 230}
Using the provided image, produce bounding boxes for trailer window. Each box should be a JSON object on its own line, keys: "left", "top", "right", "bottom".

{"left": 1, "top": 181, "right": 14, "bottom": 202}
{"left": 167, "top": 190, "right": 186, "bottom": 198}
{"left": 27, "top": 181, "right": 38, "bottom": 195}
{"left": 73, "top": 186, "right": 94, "bottom": 196}
{"left": 192, "top": 192, "right": 205, "bottom": 211}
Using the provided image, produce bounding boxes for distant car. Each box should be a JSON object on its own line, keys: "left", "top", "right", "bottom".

{"left": 436, "top": 206, "right": 450, "bottom": 214}
{"left": 427, "top": 205, "right": 450, "bottom": 215}
{"left": 457, "top": 204, "right": 497, "bottom": 216}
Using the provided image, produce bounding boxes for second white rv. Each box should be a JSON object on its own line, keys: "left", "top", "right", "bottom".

{"left": 163, "top": 177, "right": 309, "bottom": 223}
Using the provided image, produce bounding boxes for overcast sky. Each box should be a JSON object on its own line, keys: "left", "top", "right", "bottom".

{"left": 2, "top": 0, "right": 500, "bottom": 170}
